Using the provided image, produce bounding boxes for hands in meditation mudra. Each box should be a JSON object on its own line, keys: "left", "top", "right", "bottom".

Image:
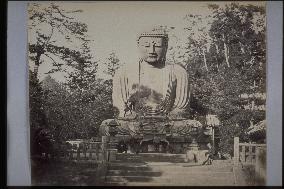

{"left": 99, "top": 27, "right": 202, "bottom": 138}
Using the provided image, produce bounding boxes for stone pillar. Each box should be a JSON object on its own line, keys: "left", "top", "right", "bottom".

{"left": 107, "top": 136, "right": 118, "bottom": 162}
{"left": 188, "top": 138, "right": 199, "bottom": 151}
{"left": 186, "top": 138, "right": 199, "bottom": 163}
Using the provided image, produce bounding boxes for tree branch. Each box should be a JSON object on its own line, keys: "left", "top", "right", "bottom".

{"left": 52, "top": 5, "right": 74, "bottom": 20}
{"left": 44, "top": 53, "right": 63, "bottom": 69}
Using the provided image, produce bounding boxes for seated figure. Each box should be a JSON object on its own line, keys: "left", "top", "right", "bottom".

{"left": 99, "top": 27, "right": 202, "bottom": 139}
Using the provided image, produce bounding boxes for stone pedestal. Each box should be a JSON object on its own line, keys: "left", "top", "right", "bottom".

{"left": 188, "top": 138, "right": 199, "bottom": 151}
{"left": 196, "top": 150, "right": 208, "bottom": 163}
{"left": 148, "top": 144, "right": 155, "bottom": 152}
{"left": 107, "top": 136, "right": 118, "bottom": 161}
{"left": 108, "top": 149, "right": 118, "bottom": 161}
{"left": 186, "top": 138, "right": 199, "bottom": 162}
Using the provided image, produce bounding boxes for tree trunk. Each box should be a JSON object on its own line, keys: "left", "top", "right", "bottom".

{"left": 239, "top": 41, "right": 245, "bottom": 54}
{"left": 202, "top": 48, "right": 208, "bottom": 71}
{"left": 224, "top": 43, "right": 230, "bottom": 68}
{"left": 215, "top": 43, "right": 219, "bottom": 54}
{"left": 222, "top": 34, "right": 230, "bottom": 68}
{"left": 34, "top": 53, "right": 41, "bottom": 78}
{"left": 253, "top": 80, "right": 257, "bottom": 88}
{"left": 215, "top": 56, "right": 219, "bottom": 71}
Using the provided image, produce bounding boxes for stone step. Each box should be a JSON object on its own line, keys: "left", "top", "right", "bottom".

{"left": 107, "top": 169, "right": 233, "bottom": 176}
{"left": 108, "top": 163, "right": 233, "bottom": 172}
{"left": 116, "top": 153, "right": 187, "bottom": 163}
{"left": 105, "top": 178, "right": 236, "bottom": 186}
{"left": 105, "top": 172, "right": 236, "bottom": 186}
{"left": 117, "top": 153, "right": 186, "bottom": 157}
{"left": 107, "top": 170, "right": 163, "bottom": 177}
{"left": 117, "top": 153, "right": 184, "bottom": 157}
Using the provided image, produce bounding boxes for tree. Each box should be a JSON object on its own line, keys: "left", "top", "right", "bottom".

{"left": 29, "top": 71, "right": 54, "bottom": 157}
{"left": 30, "top": 71, "right": 46, "bottom": 131}
{"left": 29, "top": 3, "right": 101, "bottom": 141}
{"left": 104, "top": 52, "right": 121, "bottom": 78}
{"left": 183, "top": 13, "right": 213, "bottom": 71}
{"left": 41, "top": 76, "right": 73, "bottom": 140}
{"left": 65, "top": 40, "right": 98, "bottom": 91}
{"left": 40, "top": 75, "right": 115, "bottom": 140}
{"left": 182, "top": 3, "right": 266, "bottom": 154}
{"left": 28, "top": 3, "right": 93, "bottom": 78}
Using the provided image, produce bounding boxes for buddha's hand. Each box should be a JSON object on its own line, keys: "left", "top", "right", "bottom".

{"left": 119, "top": 112, "right": 138, "bottom": 120}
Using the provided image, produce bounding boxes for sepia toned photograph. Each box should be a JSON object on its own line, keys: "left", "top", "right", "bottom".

{"left": 28, "top": 1, "right": 266, "bottom": 186}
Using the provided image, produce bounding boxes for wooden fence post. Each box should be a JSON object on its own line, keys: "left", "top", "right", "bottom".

{"left": 89, "top": 144, "right": 92, "bottom": 160}
{"left": 77, "top": 148, "right": 80, "bottom": 160}
{"left": 234, "top": 137, "right": 239, "bottom": 166}
{"left": 255, "top": 147, "right": 260, "bottom": 178}
{"left": 240, "top": 145, "right": 246, "bottom": 162}
{"left": 248, "top": 145, "right": 253, "bottom": 163}
{"left": 101, "top": 136, "right": 108, "bottom": 162}
{"left": 255, "top": 146, "right": 266, "bottom": 185}
{"left": 96, "top": 143, "right": 99, "bottom": 161}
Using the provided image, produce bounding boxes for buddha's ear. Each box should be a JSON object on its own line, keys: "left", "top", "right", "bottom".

{"left": 137, "top": 37, "right": 141, "bottom": 45}
{"left": 164, "top": 38, "right": 168, "bottom": 48}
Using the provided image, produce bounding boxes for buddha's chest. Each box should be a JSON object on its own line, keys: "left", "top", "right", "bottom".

{"left": 137, "top": 69, "right": 170, "bottom": 96}
{"left": 127, "top": 72, "right": 175, "bottom": 109}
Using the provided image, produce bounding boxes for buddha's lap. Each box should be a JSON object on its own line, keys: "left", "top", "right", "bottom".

{"left": 100, "top": 118, "right": 198, "bottom": 134}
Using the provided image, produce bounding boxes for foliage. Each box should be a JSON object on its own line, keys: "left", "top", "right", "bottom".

{"left": 30, "top": 70, "right": 46, "bottom": 131}
{"left": 183, "top": 3, "right": 266, "bottom": 154}
{"left": 29, "top": 3, "right": 103, "bottom": 154}
{"left": 28, "top": 3, "right": 95, "bottom": 78}
{"left": 104, "top": 52, "right": 122, "bottom": 77}
{"left": 30, "top": 70, "right": 50, "bottom": 156}
{"left": 40, "top": 76, "right": 114, "bottom": 140}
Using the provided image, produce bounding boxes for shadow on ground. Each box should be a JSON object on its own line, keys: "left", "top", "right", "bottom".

{"left": 104, "top": 153, "right": 164, "bottom": 185}
{"left": 32, "top": 158, "right": 103, "bottom": 186}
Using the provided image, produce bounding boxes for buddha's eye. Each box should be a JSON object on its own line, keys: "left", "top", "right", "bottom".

{"left": 143, "top": 42, "right": 150, "bottom": 47}
{"left": 153, "top": 41, "right": 162, "bottom": 47}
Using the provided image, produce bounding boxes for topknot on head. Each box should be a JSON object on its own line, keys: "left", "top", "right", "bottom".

{"left": 137, "top": 26, "right": 169, "bottom": 43}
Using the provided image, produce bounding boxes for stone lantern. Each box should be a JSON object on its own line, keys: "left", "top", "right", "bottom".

{"left": 108, "top": 119, "right": 119, "bottom": 137}
{"left": 205, "top": 114, "right": 220, "bottom": 150}
{"left": 188, "top": 125, "right": 199, "bottom": 151}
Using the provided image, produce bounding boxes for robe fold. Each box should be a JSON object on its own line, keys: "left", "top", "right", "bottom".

{"left": 112, "top": 61, "right": 190, "bottom": 118}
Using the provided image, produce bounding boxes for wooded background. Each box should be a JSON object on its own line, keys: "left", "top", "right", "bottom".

{"left": 28, "top": 2, "right": 266, "bottom": 156}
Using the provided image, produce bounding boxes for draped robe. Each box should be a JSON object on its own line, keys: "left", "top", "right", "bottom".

{"left": 99, "top": 61, "right": 202, "bottom": 137}
{"left": 112, "top": 61, "right": 190, "bottom": 118}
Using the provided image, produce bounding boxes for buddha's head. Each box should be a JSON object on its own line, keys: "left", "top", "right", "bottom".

{"left": 137, "top": 27, "right": 168, "bottom": 68}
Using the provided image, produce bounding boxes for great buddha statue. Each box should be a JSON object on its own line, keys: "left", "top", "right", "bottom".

{"left": 99, "top": 27, "right": 202, "bottom": 151}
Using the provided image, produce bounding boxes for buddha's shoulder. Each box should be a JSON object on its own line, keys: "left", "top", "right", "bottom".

{"left": 165, "top": 63, "right": 187, "bottom": 74}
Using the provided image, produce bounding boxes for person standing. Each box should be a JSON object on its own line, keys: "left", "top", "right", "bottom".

{"left": 202, "top": 143, "right": 214, "bottom": 165}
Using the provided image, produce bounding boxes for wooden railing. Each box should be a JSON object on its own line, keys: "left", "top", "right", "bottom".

{"left": 51, "top": 136, "right": 117, "bottom": 163}
{"left": 239, "top": 143, "right": 266, "bottom": 165}
{"left": 234, "top": 137, "right": 266, "bottom": 165}
{"left": 64, "top": 142, "right": 106, "bottom": 161}
{"left": 233, "top": 137, "right": 266, "bottom": 185}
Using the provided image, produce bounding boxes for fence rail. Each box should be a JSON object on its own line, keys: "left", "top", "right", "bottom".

{"left": 234, "top": 137, "right": 266, "bottom": 185}
{"left": 239, "top": 143, "right": 266, "bottom": 147}
{"left": 36, "top": 136, "right": 118, "bottom": 164}
{"left": 234, "top": 137, "right": 266, "bottom": 165}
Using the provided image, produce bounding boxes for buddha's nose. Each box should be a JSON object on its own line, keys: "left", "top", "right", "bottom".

{"left": 150, "top": 43, "right": 156, "bottom": 53}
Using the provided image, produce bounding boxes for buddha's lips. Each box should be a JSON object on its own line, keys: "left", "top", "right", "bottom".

{"left": 148, "top": 54, "right": 157, "bottom": 58}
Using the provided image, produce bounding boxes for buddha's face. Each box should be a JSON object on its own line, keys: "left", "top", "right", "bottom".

{"left": 138, "top": 37, "right": 167, "bottom": 66}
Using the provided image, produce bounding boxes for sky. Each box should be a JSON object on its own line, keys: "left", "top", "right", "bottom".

{"left": 29, "top": 1, "right": 265, "bottom": 82}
